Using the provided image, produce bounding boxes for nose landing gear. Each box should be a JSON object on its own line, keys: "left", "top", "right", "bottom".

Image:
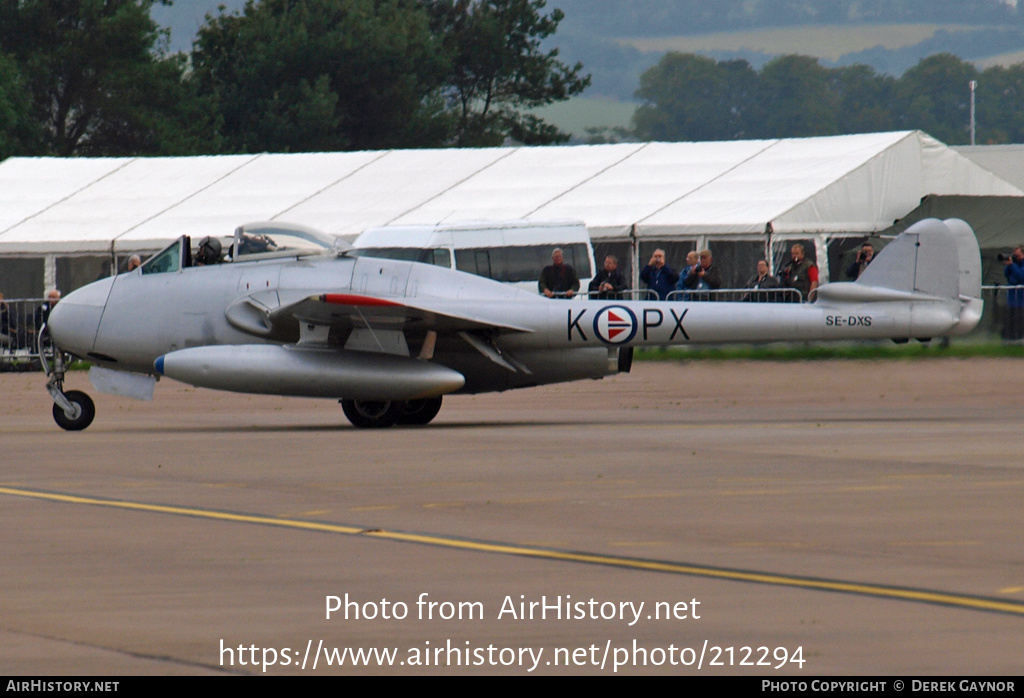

{"left": 40, "top": 326, "right": 95, "bottom": 431}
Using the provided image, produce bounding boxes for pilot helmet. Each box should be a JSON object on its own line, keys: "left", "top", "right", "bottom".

{"left": 197, "top": 236, "right": 222, "bottom": 265}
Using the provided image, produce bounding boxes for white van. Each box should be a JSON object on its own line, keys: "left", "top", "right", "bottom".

{"left": 351, "top": 220, "right": 595, "bottom": 294}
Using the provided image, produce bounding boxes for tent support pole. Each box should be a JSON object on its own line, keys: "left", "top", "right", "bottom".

{"left": 630, "top": 224, "right": 639, "bottom": 294}
{"left": 43, "top": 254, "right": 56, "bottom": 294}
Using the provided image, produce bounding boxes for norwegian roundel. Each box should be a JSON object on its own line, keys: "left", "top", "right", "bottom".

{"left": 593, "top": 305, "right": 638, "bottom": 344}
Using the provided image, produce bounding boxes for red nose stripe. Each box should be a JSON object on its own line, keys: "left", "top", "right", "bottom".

{"left": 320, "top": 294, "right": 402, "bottom": 307}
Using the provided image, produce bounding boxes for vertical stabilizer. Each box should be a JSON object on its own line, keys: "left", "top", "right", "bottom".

{"left": 941, "top": 218, "right": 982, "bottom": 301}
{"left": 815, "top": 218, "right": 983, "bottom": 339}
{"left": 857, "top": 218, "right": 961, "bottom": 299}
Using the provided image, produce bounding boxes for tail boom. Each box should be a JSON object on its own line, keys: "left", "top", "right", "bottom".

{"left": 502, "top": 218, "right": 982, "bottom": 349}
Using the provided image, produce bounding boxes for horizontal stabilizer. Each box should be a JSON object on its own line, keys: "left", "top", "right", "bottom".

{"left": 813, "top": 284, "right": 929, "bottom": 303}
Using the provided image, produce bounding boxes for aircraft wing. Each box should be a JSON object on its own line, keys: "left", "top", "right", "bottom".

{"left": 225, "top": 290, "right": 534, "bottom": 340}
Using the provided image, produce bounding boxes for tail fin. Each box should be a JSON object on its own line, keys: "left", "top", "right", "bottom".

{"left": 816, "top": 218, "right": 983, "bottom": 336}
{"left": 941, "top": 218, "right": 983, "bottom": 301}
{"left": 856, "top": 218, "right": 980, "bottom": 301}
{"left": 938, "top": 218, "right": 984, "bottom": 335}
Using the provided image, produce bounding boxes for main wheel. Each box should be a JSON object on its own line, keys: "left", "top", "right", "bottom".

{"left": 52, "top": 390, "right": 95, "bottom": 431}
{"left": 397, "top": 396, "right": 443, "bottom": 426}
{"left": 340, "top": 399, "right": 403, "bottom": 429}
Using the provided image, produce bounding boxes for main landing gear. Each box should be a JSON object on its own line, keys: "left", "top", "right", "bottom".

{"left": 339, "top": 396, "right": 443, "bottom": 429}
{"left": 41, "top": 328, "right": 95, "bottom": 431}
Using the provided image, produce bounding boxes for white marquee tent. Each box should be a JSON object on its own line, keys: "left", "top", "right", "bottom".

{"left": 0, "top": 130, "right": 1019, "bottom": 295}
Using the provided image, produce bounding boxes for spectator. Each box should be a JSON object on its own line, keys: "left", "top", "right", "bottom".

{"left": 845, "top": 243, "right": 875, "bottom": 279}
{"left": 743, "top": 259, "right": 780, "bottom": 302}
{"left": 35, "top": 289, "right": 60, "bottom": 329}
{"left": 1002, "top": 245, "right": 1024, "bottom": 340}
{"left": 538, "top": 248, "right": 580, "bottom": 299}
{"left": 588, "top": 255, "right": 627, "bottom": 300}
{"left": 778, "top": 244, "right": 818, "bottom": 302}
{"left": 639, "top": 249, "right": 679, "bottom": 300}
{"left": 674, "top": 251, "right": 700, "bottom": 296}
{"left": 682, "top": 249, "right": 722, "bottom": 300}
{"left": 0, "top": 292, "right": 13, "bottom": 350}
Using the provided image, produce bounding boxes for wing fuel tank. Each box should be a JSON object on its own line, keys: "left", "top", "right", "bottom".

{"left": 155, "top": 345, "right": 465, "bottom": 400}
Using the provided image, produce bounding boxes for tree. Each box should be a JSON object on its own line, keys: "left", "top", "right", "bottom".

{"left": 0, "top": 51, "right": 40, "bottom": 158}
{"left": 893, "top": 53, "right": 978, "bottom": 144}
{"left": 426, "top": 0, "right": 590, "bottom": 146}
{"left": 191, "top": 0, "right": 587, "bottom": 151}
{"left": 0, "top": 0, "right": 197, "bottom": 156}
{"left": 633, "top": 53, "right": 756, "bottom": 141}
{"left": 754, "top": 55, "right": 838, "bottom": 138}
{"left": 629, "top": 47, "right": 1024, "bottom": 145}
{"left": 829, "top": 64, "right": 897, "bottom": 135}
{"left": 976, "top": 64, "right": 1024, "bottom": 144}
{"left": 192, "top": 0, "right": 452, "bottom": 153}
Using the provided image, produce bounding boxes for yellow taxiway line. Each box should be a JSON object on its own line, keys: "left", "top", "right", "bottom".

{"left": 3, "top": 485, "right": 1023, "bottom": 617}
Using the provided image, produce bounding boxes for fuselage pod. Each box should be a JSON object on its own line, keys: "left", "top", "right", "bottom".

{"left": 155, "top": 345, "right": 465, "bottom": 400}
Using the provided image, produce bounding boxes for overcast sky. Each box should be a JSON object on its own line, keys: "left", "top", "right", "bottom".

{"left": 152, "top": 0, "right": 247, "bottom": 53}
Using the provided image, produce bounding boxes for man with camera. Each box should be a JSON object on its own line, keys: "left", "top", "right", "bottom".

{"left": 589, "top": 255, "right": 628, "bottom": 300}
{"left": 1001, "top": 246, "right": 1024, "bottom": 340}
{"left": 846, "top": 242, "right": 875, "bottom": 280}
{"left": 639, "top": 249, "right": 679, "bottom": 301}
{"left": 681, "top": 249, "right": 722, "bottom": 301}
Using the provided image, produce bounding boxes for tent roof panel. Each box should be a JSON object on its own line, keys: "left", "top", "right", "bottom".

{"left": 0, "top": 131, "right": 1019, "bottom": 253}
{"left": 389, "top": 143, "right": 646, "bottom": 225}
{"left": 640, "top": 132, "right": 917, "bottom": 229}
{"left": 0, "top": 157, "right": 132, "bottom": 234}
{"left": 952, "top": 144, "right": 1024, "bottom": 190}
{"left": 532, "top": 140, "right": 778, "bottom": 226}
{"left": 1, "top": 155, "right": 258, "bottom": 250}
{"left": 118, "top": 151, "right": 387, "bottom": 244}
{"left": 282, "top": 147, "right": 513, "bottom": 236}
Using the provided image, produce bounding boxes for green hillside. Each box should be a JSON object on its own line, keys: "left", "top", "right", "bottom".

{"left": 619, "top": 23, "right": 981, "bottom": 62}
{"left": 530, "top": 98, "right": 637, "bottom": 141}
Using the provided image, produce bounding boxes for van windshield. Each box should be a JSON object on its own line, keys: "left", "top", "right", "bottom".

{"left": 353, "top": 247, "right": 451, "bottom": 268}
{"left": 456, "top": 243, "right": 592, "bottom": 283}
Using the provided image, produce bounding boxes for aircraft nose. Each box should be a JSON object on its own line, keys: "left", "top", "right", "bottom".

{"left": 47, "top": 277, "right": 115, "bottom": 357}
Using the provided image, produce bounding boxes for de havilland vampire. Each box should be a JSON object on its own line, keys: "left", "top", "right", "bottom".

{"left": 41, "top": 218, "right": 982, "bottom": 431}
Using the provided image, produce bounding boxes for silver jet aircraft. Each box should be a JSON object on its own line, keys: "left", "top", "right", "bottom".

{"left": 42, "top": 218, "right": 982, "bottom": 431}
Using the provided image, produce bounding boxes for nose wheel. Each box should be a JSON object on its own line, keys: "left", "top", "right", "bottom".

{"left": 41, "top": 325, "right": 96, "bottom": 431}
{"left": 51, "top": 389, "right": 95, "bottom": 431}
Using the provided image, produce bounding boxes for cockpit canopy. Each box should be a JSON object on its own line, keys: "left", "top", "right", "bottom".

{"left": 233, "top": 221, "right": 349, "bottom": 261}
{"left": 139, "top": 222, "right": 349, "bottom": 274}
